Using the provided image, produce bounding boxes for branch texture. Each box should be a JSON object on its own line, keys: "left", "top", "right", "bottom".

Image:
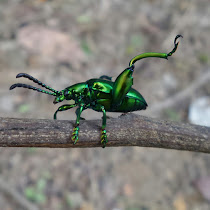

{"left": 0, "top": 114, "right": 210, "bottom": 153}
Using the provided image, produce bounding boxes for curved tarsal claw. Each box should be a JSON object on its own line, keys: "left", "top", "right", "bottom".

{"left": 167, "top": 34, "right": 183, "bottom": 57}
{"left": 174, "top": 34, "right": 183, "bottom": 45}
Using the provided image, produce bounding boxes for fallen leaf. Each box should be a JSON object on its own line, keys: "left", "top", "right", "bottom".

{"left": 194, "top": 176, "right": 210, "bottom": 201}
{"left": 173, "top": 195, "right": 187, "bottom": 210}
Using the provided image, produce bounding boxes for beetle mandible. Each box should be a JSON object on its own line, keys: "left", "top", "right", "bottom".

{"left": 10, "top": 35, "right": 182, "bottom": 148}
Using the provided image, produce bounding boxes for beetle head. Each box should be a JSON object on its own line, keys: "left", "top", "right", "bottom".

{"left": 53, "top": 89, "right": 73, "bottom": 104}
{"left": 53, "top": 93, "right": 65, "bottom": 104}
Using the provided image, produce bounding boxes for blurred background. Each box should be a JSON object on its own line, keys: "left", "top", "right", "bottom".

{"left": 0, "top": 0, "right": 210, "bottom": 209}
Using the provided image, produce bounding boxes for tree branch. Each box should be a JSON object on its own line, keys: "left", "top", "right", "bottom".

{"left": 0, "top": 114, "right": 210, "bottom": 153}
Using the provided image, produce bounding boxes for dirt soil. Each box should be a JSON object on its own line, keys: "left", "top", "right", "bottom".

{"left": 0, "top": 0, "right": 210, "bottom": 210}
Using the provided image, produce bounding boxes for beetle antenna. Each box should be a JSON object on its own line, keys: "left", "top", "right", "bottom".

{"left": 16, "top": 73, "right": 61, "bottom": 95}
{"left": 9, "top": 83, "right": 57, "bottom": 96}
{"left": 129, "top": 34, "right": 183, "bottom": 67}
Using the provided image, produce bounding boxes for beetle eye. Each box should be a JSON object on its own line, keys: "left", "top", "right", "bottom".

{"left": 64, "top": 90, "right": 69, "bottom": 97}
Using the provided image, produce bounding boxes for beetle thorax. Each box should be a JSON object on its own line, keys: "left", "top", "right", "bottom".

{"left": 64, "top": 82, "right": 90, "bottom": 103}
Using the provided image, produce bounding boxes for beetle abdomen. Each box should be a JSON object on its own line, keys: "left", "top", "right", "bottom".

{"left": 93, "top": 96, "right": 147, "bottom": 113}
{"left": 116, "top": 96, "right": 147, "bottom": 112}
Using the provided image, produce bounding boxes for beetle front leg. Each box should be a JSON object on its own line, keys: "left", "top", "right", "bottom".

{"left": 54, "top": 104, "right": 76, "bottom": 120}
{"left": 72, "top": 104, "right": 85, "bottom": 145}
{"left": 95, "top": 104, "right": 108, "bottom": 148}
{"left": 75, "top": 107, "right": 86, "bottom": 120}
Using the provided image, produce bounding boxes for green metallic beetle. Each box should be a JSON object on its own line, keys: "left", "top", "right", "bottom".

{"left": 10, "top": 35, "right": 182, "bottom": 148}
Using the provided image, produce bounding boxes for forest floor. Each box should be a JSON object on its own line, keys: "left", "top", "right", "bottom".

{"left": 0, "top": 0, "right": 210, "bottom": 209}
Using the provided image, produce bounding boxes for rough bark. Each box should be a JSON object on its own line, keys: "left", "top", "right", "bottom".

{"left": 0, "top": 114, "right": 210, "bottom": 153}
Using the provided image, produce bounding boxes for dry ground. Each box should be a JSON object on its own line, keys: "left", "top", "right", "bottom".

{"left": 0, "top": 0, "right": 210, "bottom": 209}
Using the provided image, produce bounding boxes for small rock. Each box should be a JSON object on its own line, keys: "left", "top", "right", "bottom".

{"left": 188, "top": 96, "right": 210, "bottom": 126}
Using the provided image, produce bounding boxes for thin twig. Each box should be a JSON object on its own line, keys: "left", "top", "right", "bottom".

{"left": 0, "top": 177, "right": 39, "bottom": 210}
{"left": 0, "top": 114, "right": 210, "bottom": 153}
{"left": 145, "top": 70, "right": 210, "bottom": 116}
